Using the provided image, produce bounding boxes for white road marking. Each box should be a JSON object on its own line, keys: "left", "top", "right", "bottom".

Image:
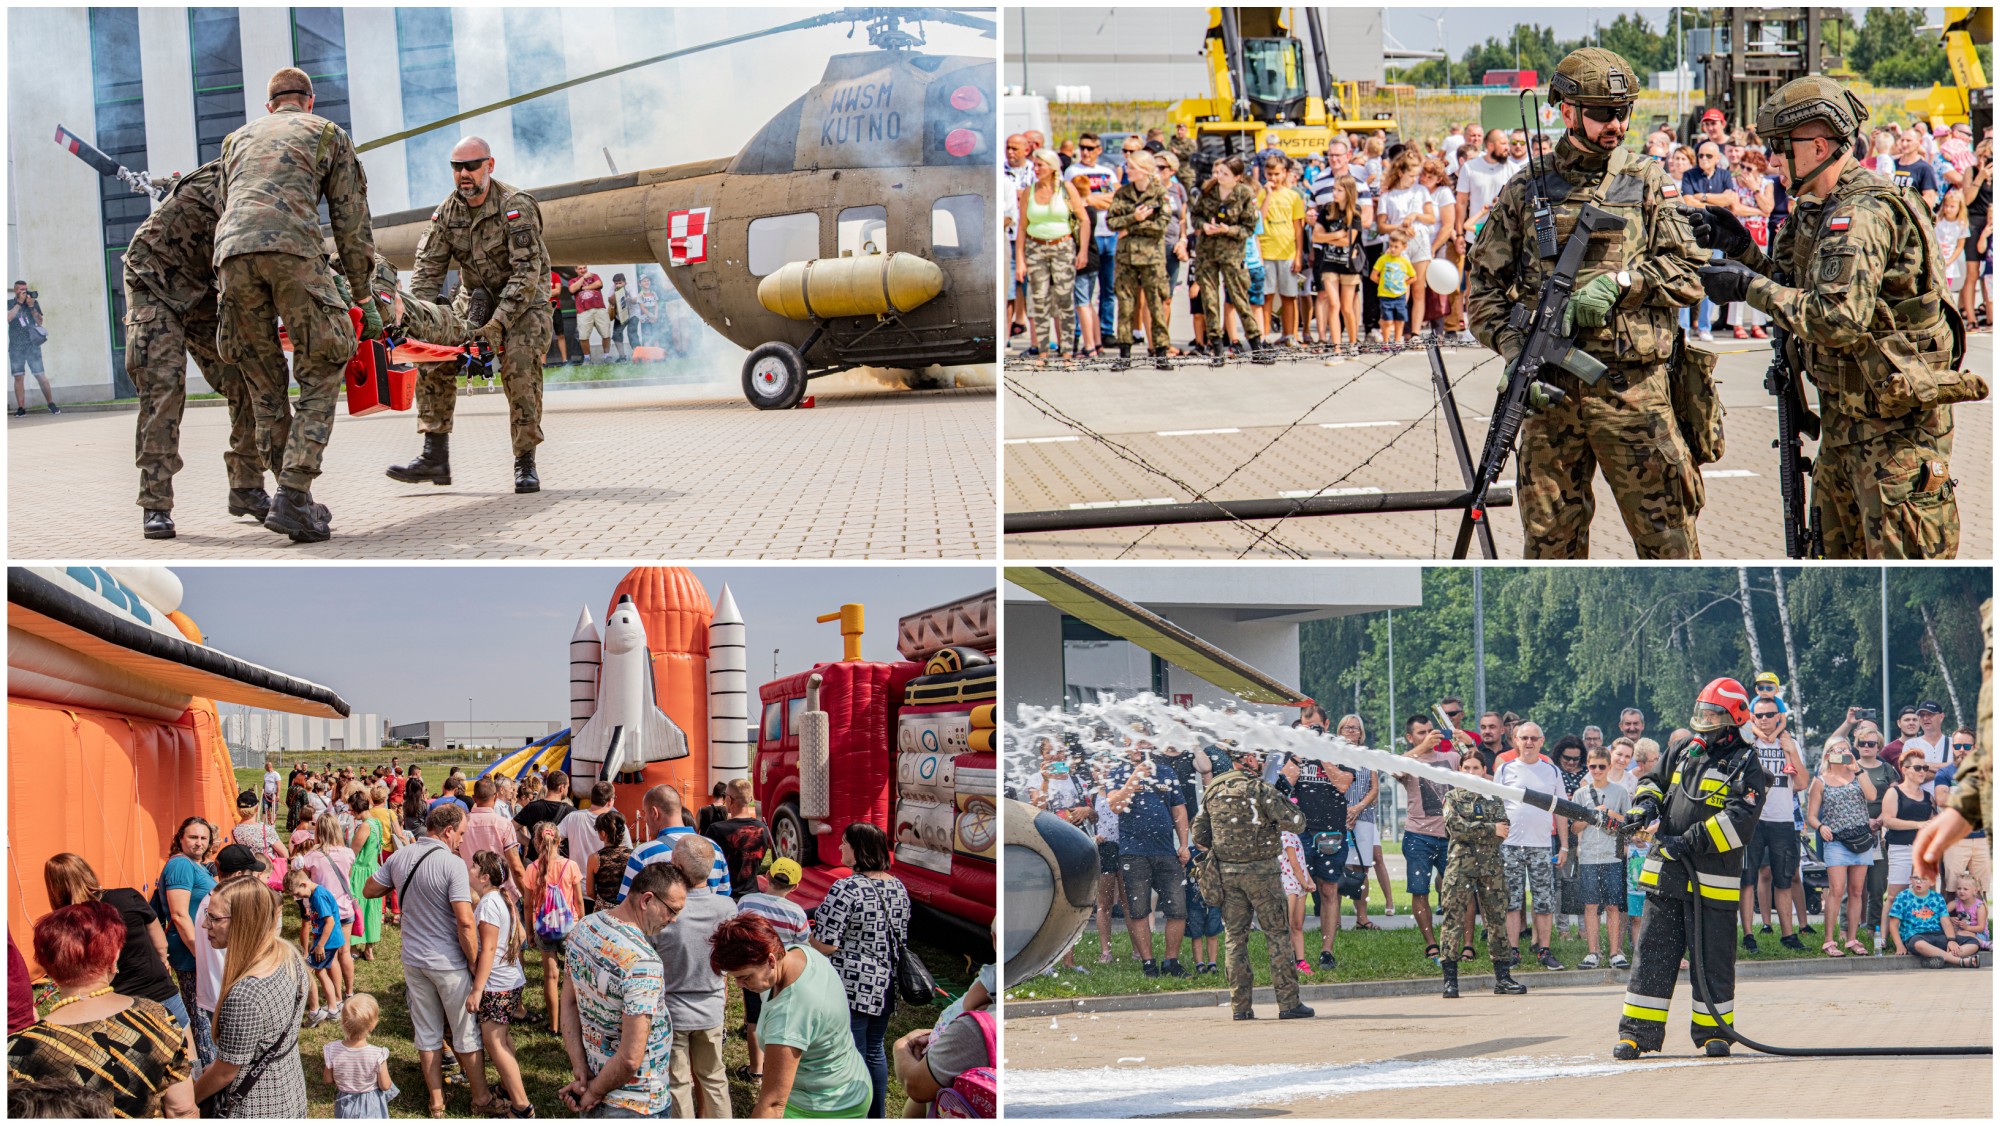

{"left": 1156, "top": 427, "right": 1242, "bottom": 437}
{"left": 1004, "top": 435, "right": 1082, "bottom": 445}
{"left": 1280, "top": 487, "right": 1385, "bottom": 499}
{"left": 1067, "top": 498, "right": 1176, "bottom": 510}
{"left": 1319, "top": 421, "right": 1404, "bottom": 429}
{"left": 1702, "top": 469, "right": 1759, "bottom": 479}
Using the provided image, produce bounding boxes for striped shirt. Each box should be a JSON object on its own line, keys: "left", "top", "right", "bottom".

{"left": 618, "top": 826, "right": 731, "bottom": 902}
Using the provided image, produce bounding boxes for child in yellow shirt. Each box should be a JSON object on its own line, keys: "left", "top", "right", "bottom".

{"left": 1371, "top": 232, "right": 1415, "bottom": 344}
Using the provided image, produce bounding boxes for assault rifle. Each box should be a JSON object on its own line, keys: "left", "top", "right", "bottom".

{"left": 1765, "top": 269, "right": 1822, "bottom": 559}
{"left": 1452, "top": 92, "right": 1624, "bottom": 559}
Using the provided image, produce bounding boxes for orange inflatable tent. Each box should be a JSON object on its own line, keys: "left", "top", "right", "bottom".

{"left": 8, "top": 567, "right": 347, "bottom": 974}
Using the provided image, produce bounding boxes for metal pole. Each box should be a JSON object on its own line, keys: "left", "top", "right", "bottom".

{"left": 1019, "top": 9, "right": 1028, "bottom": 93}
{"left": 1387, "top": 609, "right": 1397, "bottom": 751}
{"left": 467, "top": 697, "right": 473, "bottom": 751}
{"left": 1881, "top": 567, "right": 1891, "bottom": 723}
{"left": 1473, "top": 570, "right": 1486, "bottom": 720}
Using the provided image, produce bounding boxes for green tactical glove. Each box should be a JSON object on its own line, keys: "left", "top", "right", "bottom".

{"left": 358, "top": 294, "right": 385, "bottom": 341}
{"left": 1562, "top": 273, "right": 1623, "bottom": 335}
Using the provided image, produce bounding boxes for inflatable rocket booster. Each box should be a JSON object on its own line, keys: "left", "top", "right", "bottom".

{"left": 568, "top": 594, "right": 689, "bottom": 793}
{"left": 706, "top": 585, "right": 749, "bottom": 789}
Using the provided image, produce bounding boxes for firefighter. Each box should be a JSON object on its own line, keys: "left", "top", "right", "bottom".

{"left": 1612, "top": 677, "right": 1770, "bottom": 1060}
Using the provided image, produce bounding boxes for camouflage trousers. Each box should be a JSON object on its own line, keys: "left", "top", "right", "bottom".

{"left": 414, "top": 303, "right": 552, "bottom": 454}
{"left": 215, "top": 252, "right": 357, "bottom": 493}
{"left": 125, "top": 287, "right": 268, "bottom": 510}
{"left": 1196, "top": 252, "right": 1260, "bottom": 344}
{"left": 1517, "top": 361, "right": 1702, "bottom": 559}
{"left": 1114, "top": 257, "right": 1170, "bottom": 349}
{"left": 1437, "top": 847, "right": 1513, "bottom": 966}
{"left": 1814, "top": 413, "right": 1959, "bottom": 559}
{"left": 1217, "top": 861, "right": 1300, "bottom": 1013}
{"left": 1024, "top": 236, "right": 1076, "bottom": 352}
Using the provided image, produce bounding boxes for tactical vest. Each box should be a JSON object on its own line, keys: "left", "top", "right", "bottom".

{"left": 1200, "top": 771, "right": 1291, "bottom": 863}
{"left": 1795, "top": 178, "right": 1986, "bottom": 440}
{"left": 1521, "top": 146, "right": 1680, "bottom": 366}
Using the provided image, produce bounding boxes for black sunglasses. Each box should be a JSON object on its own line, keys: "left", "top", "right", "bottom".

{"left": 450, "top": 158, "right": 489, "bottom": 172}
{"left": 1587, "top": 764, "right": 1608, "bottom": 771}
{"left": 1581, "top": 104, "right": 1632, "bottom": 123}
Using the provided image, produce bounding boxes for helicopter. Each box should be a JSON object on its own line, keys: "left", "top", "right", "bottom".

{"left": 367, "top": 7, "right": 997, "bottom": 410}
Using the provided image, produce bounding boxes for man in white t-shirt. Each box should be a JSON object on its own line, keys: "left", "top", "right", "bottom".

{"left": 1065, "top": 134, "right": 1120, "bottom": 353}
{"left": 1495, "top": 722, "right": 1569, "bottom": 970}
{"left": 1457, "top": 130, "right": 1515, "bottom": 243}
{"left": 1504, "top": 130, "right": 1531, "bottom": 177}
{"left": 1906, "top": 700, "right": 1949, "bottom": 796}
{"left": 1739, "top": 698, "right": 1808, "bottom": 952}
{"left": 262, "top": 760, "right": 282, "bottom": 824}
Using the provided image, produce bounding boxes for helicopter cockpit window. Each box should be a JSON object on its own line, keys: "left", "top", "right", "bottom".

{"left": 837, "top": 206, "right": 888, "bottom": 257}
{"left": 930, "top": 195, "right": 984, "bottom": 260}
{"left": 747, "top": 212, "right": 821, "bottom": 277}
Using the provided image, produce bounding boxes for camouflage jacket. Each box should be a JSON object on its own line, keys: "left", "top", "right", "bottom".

{"left": 214, "top": 104, "right": 375, "bottom": 301}
{"left": 1190, "top": 182, "right": 1260, "bottom": 259}
{"left": 1736, "top": 160, "right": 1971, "bottom": 436}
{"left": 1107, "top": 181, "right": 1170, "bottom": 266}
{"left": 410, "top": 178, "right": 550, "bottom": 331}
{"left": 124, "top": 162, "right": 225, "bottom": 315}
{"left": 1443, "top": 787, "right": 1508, "bottom": 852}
{"left": 1465, "top": 135, "right": 1705, "bottom": 368}
{"left": 1169, "top": 134, "right": 1199, "bottom": 187}
{"left": 1192, "top": 768, "right": 1303, "bottom": 864}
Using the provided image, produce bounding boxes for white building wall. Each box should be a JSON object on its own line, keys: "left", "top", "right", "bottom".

{"left": 7, "top": 7, "right": 114, "bottom": 401}
{"left": 137, "top": 9, "right": 198, "bottom": 174}
{"left": 344, "top": 7, "right": 411, "bottom": 212}
{"left": 237, "top": 8, "right": 292, "bottom": 124}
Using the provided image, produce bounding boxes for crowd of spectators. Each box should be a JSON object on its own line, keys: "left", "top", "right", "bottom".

{"left": 10, "top": 758, "right": 994, "bottom": 1119}
{"left": 1002, "top": 110, "right": 1992, "bottom": 362}
{"left": 1025, "top": 682, "right": 1989, "bottom": 982}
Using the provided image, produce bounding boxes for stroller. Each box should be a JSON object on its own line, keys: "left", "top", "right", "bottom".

{"left": 1797, "top": 824, "right": 1830, "bottom": 918}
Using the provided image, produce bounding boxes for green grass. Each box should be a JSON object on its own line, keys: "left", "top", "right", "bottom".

{"left": 275, "top": 907, "right": 972, "bottom": 1117}
{"left": 1009, "top": 915, "right": 1832, "bottom": 1001}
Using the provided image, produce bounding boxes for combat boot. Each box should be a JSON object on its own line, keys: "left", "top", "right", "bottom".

{"left": 1111, "top": 345, "right": 1133, "bottom": 371}
{"left": 1209, "top": 336, "right": 1227, "bottom": 368}
{"left": 514, "top": 452, "right": 540, "bottom": 494}
{"left": 1248, "top": 336, "right": 1277, "bottom": 366}
{"left": 1492, "top": 961, "right": 1528, "bottom": 995}
{"left": 1277, "top": 1004, "right": 1315, "bottom": 1020}
{"left": 387, "top": 434, "right": 452, "bottom": 486}
{"left": 142, "top": 510, "right": 175, "bottom": 540}
{"left": 227, "top": 487, "right": 272, "bottom": 521}
{"left": 263, "top": 487, "right": 331, "bottom": 543}
{"left": 1440, "top": 960, "right": 1459, "bottom": 999}
{"left": 1152, "top": 349, "right": 1172, "bottom": 371}
{"left": 1611, "top": 1039, "right": 1643, "bottom": 1061}
{"left": 464, "top": 286, "right": 497, "bottom": 330}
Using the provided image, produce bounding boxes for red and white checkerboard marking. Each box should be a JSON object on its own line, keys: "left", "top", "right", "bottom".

{"left": 668, "top": 207, "right": 711, "bottom": 266}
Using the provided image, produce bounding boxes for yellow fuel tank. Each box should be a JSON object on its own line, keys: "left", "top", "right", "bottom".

{"left": 757, "top": 252, "right": 944, "bottom": 321}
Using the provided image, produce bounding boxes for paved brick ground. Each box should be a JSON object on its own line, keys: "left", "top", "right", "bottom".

{"left": 1003, "top": 335, "right": 1993, "bottom": 560}
{"left": 1003, "top": 967, "right": 1992, "bottom": 1117}
{"left": 8, "top": 377, "right": 995, "bottom": 559}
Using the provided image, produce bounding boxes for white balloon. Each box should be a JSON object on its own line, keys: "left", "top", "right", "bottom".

{"left": 1427, "top": 258, "right": 1462, "bottom": 296}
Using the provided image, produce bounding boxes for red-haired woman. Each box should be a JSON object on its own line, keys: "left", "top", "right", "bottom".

{"left": 6, "top": 902, "right": 197, "bottom": 1117}
{"left": 710, "top": 914, "right": 871, "bottom": 1118}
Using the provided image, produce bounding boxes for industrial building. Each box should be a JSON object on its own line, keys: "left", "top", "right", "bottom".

{"left": 387, "top": 719, "right": 562, "bottom": 752}
{"left": 219, "top": 708, "right": 382, "bottom": 763}
{"left": 1005, "top": 568, "right": 1420, "bottom": 714}
{"left": 1005, "top": 7, "right": 1393, "bottom": 100}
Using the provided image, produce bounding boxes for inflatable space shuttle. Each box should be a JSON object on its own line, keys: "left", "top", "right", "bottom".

{"left": 567, "top": 594, "right": 689, "bottom": 792}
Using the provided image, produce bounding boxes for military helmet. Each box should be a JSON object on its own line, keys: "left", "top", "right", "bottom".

{"left": 1550, "top": 47, "right": 1638, "bottom": 107}
{"left": 1756, "top": 75, "right": 1870, "bottom": 143}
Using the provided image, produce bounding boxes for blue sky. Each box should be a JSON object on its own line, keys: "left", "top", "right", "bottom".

{"left": 176, "top": 566, "right": 994, "bottom": 724}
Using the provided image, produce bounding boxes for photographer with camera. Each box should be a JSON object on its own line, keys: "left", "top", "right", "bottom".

{"left": 9, "top": 280, "right": 56, "bottom": 417}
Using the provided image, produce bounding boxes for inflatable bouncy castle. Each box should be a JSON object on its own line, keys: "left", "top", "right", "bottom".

{"left": 7, "top": 567, "right": 348, "bottom": 973}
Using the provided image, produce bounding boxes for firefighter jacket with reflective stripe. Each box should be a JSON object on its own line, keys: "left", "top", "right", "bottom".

{"left": 1626, "top": 730, "right": 1768, "bottom": 903}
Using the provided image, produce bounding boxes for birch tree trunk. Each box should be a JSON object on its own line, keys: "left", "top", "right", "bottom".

{"left": 1772, "top": 568, "right": 1802, "bottom": 713}
{"left": 1738, "top": 567, "right": 1767, "bottom": 673}
{"left": 1919, "top": 602, "right": 1965, "bottom": 726}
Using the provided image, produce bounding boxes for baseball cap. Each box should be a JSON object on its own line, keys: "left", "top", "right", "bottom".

{"left": 1702, "top": 107, "right": 1725, "bottom": 122}
{"left": 1898, "top": 705, "right": 1920, "bottom": 718}
{"left": 766, "top": 858, "right": 803, "bottom": 888}
{"left": 1917, "top": 700, "right": 1944, "bottom": 714}
{"left": 1754, "top": 671, "right": 1781, "bottom": 687}
{"left": 215, "top": 843, "right": 267, "bottom": 876}
{"left": 236, "top": 789, "right": 259, "bottom": 808}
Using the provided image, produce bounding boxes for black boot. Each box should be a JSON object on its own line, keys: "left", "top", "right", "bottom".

{"left": 514, "top": 451, "right": 540, "bottom": 494}
{"left": 1153, "top": 349, "right": 1172, "bottom": 371}
{"left": 142, "top": 509, "right": 176, "bottom": 540}
{"left": 1209, "top": 337, "right": 1227, "bottom": 368}
{"left": 1277, "top": 1003, "right": 1316, "bottom": 1020}
{"left": 386, "top": 434, "right": 452, "bottom": 486}
{"left": 1441, "top": 960, "right": 1459, "bottom": 999}
{"left": 227, "top": 487, "right": 272, "bottom": 521}
{"left": 1248, "top": 336, "right": 1278, "bottom": 365}
{"left": 1111, "top": 344, "right": 1132, "bottom": 371}
{"left": 263, "top": 487, "right": 331, "bottom": 543}
{"left": 1492, "top": 961, "right": 1528, "bottom": 995}
{"left": 1702, "top": 1038, "right": 1732, "bottom": 1057}
{"left": 1611, "top": 1039, "right": 1643, "bottom": 1061}
{"left": 464, "top": 286, "right": 497, "bottom": 331}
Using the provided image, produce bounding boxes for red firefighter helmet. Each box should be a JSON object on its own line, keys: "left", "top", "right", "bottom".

{"left": 1690, "top": 677, "right": 1751, "bottom": 733}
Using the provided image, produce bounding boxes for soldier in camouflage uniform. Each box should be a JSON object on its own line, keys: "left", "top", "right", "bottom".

{"left": 123, "top": 160, "right": 270, "bottom": 540}
{"left": 393, "top": 136, "right": 554, "bottom": 493}
{"left": 1106, "top": 152, "right": 1173, "bottom": 371}
{"left": 1190, "top": 157, "right": 1275, "bottom": 366}
{"left": 1691, "top": 76, "right": 1988, "bottom": 559}
{"left": 1436, "top": 750, "right": 1528, "bottom": 998}
{"left": 1465, "top": 48, "right": 1708, "bottom": 559}
{"left": 1168, "top": 123, "right": 1199, "bottom": 192}
{"left": 1191, "top": 748, "right": 1313, "bottom": 1021}
{"left": 213, "top": 67, "right": 381, "bottom": 543}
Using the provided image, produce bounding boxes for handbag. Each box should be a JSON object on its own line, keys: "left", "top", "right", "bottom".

{"left": 880, "top": 881, "right": 939, "bottom": 1006}
{"left": 1834, "top": 824, "right": 1878, "bottom": 854}
{"left": 26, "top": 322, "right": 47, "bottom": 345}
{"left": 199, "top": 957, "right": 308, "bottom": 1117}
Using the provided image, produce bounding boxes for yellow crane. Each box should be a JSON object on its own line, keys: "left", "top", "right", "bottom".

{"left": 1904, "top": 6, "right": 1990, "bottom": 135}
{"left": 1166, "top": 7, "right": 1398, "bottom": 178}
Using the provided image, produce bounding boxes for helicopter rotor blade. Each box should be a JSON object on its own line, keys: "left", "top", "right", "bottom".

{"left": 357, "top": 6, "right": 992, "bottom": 155}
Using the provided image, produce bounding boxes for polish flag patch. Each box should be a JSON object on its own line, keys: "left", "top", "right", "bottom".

{"left": 505, "top": 208, "right": 522, "bottom": 221}
{"left": 668, "top": 207, "right": 712, "bottom": 267}
{"left": 1662, "top": 183, "right": 1679, "bottom": 197}
{"left": 1828, "top": 216, "right": 1850, "bottom": 232}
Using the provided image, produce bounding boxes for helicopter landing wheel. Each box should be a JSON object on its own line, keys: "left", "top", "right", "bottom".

{"left": 743, "top": 341, "right": 808, "bottom": 410}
